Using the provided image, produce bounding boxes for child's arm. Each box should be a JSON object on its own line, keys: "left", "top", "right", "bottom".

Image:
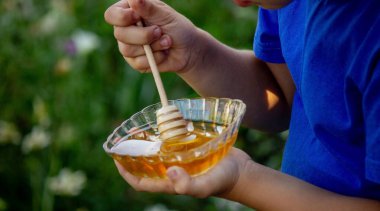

{"left": 115, "top": 148, "right": 380, "bottom": 210}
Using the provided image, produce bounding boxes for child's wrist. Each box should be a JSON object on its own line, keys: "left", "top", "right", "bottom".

{"left": 219, "top": 155, "right": 257, "bottom": 201}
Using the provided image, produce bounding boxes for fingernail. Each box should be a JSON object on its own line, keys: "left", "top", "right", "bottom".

{"left": 153, "top": 27, "right": 161, "bottom": 39}
{"left": 167, "top": 169, "right": 178, "bottom": 179}
{"left": 160, "top": 37, "right": 169, "bottom": 47}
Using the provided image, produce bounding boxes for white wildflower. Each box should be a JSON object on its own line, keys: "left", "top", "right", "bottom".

{"left": 47, "top": 168, "right": 87, "bottom": 196}
{"left": 38, "top": 0, "right": 72, "bottom": 35}
{"left": 0, "top": 121, "right": 21, "bottom": 145}
{"left": 38, "top": 10, "right": 64, "bottom": 34}
{"left": 22, "top": 126, "right": 51, "bottom": 153}
{"left": 71, "top": 30, "right": 100, "bottom": 55}
{"left": 144, "top": 204, "right": 172, "bottom": 211}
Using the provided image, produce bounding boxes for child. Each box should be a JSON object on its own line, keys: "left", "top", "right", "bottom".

{"left": 104, "top": 0, "right": 380, "bottom": 209}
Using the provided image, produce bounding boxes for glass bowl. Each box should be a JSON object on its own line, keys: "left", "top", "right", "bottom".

{"left": 103, "top": 97, "right": 246, "bottom": 178}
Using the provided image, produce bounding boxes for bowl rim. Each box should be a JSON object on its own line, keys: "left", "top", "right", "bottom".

{"left": 102, "top": 97, "right": 246, "bottom": 156}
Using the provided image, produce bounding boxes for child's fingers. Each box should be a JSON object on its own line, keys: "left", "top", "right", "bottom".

{"left": 167, "top": 166, "right": 212, "bottom": 198}
{"left": 114, "top": 160, "right": 176, "bottom": 194}
{"left": 114, "top": 25, "right": 161, "bottom": 45}
{"left": 104, "top": 1, "right": 140, "bottom": 27}
{"left": 124, "top": 51, "right": 168, "bottom": 72}
{"left": 117, "top": 35, "right": 172, "bottom": 58}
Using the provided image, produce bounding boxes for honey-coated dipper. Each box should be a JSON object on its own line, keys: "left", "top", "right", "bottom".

{"left": 136, "top": 21, "right": 189, "bottom": 141}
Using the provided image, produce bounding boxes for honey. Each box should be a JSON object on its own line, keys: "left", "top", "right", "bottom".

{"left": 112, "top": 121, "right": 238, "bottom": 178}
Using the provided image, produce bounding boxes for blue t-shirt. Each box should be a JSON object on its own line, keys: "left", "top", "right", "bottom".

{"left": 254, "top": 0, "right": 380, "bottom": 199}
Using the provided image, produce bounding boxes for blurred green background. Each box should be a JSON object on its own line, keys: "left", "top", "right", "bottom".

{"left": 0, "top": 0, "right": 286, "bottom": 210}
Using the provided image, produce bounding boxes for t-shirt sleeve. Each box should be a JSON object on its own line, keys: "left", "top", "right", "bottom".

{"left": 364, "top": 60, "right": 380, "bottom": 184}
{"left": 253, "top": 8, "right": 285, "bottom": 63}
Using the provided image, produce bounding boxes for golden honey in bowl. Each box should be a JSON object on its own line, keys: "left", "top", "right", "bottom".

{"left": 104, "top": 98, "right": 246, "bottom": 179}
{"left": 111, "top": 121, "right": 237, "bottom": 178}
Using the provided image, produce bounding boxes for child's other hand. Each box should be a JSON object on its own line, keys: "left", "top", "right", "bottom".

{"left": 114, "top": 148, "right": 251, "bottom": 198}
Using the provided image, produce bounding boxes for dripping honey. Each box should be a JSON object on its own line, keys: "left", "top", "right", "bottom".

{"left": 112, "top": 121, "right": 238, "bottom": 178}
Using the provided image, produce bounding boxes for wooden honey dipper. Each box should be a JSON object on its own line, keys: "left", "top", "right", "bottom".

{"left": 136, "top": 21, "right": 189, "bottom": 141}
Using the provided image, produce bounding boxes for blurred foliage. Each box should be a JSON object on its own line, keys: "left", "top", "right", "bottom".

{"left": 0, "top": 0, "right": 285, "bottom": 210}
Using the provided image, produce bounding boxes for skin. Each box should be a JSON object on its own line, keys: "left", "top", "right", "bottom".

{"left": 104, "top": 0, "right": 380, "bottom": 210}
{"left": 234, "top": 0, "right": 292, "bottom": 9}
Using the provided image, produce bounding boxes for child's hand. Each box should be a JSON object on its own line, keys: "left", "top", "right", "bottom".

{"left": 114, "top": 148, "right": 252, "bottom": 198}
{"left": 104, "top": 0, "right": 201, "bottom": 73}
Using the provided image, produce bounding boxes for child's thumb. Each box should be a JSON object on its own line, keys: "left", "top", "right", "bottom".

{"left": 167, "top": 166, "right": 193, "bottom": 195}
